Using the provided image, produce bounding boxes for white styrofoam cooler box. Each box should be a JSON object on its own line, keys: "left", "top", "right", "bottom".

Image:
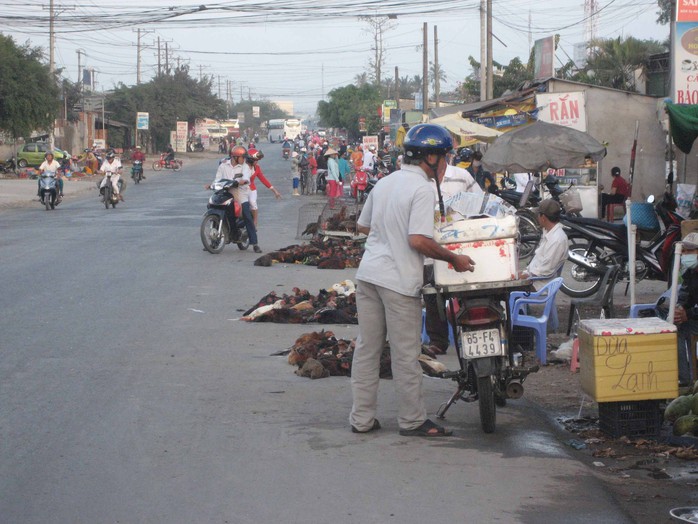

{"left": 433, "top": 237, "right": 519, "bottom": 285}
{"left": 434, "top": 214, "right": 518, "bottom": 244}
{"left": 433, "top": 215, "right": 519, "bottom": 285}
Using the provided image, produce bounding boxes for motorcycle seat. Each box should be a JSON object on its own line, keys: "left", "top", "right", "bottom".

{"left": 564, "top": 215, "right": 627, "bottom": 235}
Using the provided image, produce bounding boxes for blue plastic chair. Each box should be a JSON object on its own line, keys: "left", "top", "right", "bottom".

{"left": 528, "top": 262, "right": 565, "bottom": 332}
{"left": 509, "top": 277, "right": 564, "bottom": 365}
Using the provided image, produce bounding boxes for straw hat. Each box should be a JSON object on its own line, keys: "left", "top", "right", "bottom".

{"left": 324, "top": 148, "right": 338, "bottom": 156}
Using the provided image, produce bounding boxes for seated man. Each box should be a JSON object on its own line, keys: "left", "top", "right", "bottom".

{"left": 519, "top": 199, "right": 568, "bottom": 289}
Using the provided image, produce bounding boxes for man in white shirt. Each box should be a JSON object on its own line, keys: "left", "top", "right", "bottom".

{"left": 520, "top": 199, "right": 568, "bottom": 289}
{"left": 38, "top": 151, "right": 64, "bottom": 201}
{"left": 209, "top": 146, "right": 261, "bottom": 253}
{"left": 98, "top": 152, "right": 124, "bottom": 201}
{"left": 362, "top": 144, "right": 376, "bottom": 173}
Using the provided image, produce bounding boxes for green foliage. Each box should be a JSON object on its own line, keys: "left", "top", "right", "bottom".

{"left": 579, "top": 36, "right": 666, "bottom": 92}
{"left": 105, "top": 66, "right": 225, "bottom": 150}
{"left": 460, "top": 56, "right": 533, "bottom": 101}
{"left": 317, "top": 84, "right": 382, "bottom": 140}
{"left": 657, "top": 0, "right": 671, "bottom": 24}
{"left": 0, "top": 35, "right": 59, "bottom": 139}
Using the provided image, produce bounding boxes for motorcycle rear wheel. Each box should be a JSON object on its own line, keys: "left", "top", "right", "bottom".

{"left": 201, "top": 215, "right": 226, "bottom": 254}
{"left": 173, "top": 161, "right": 181, "bottom": 172}
{"left": 152, "top": 161, "right": 163, "bottom": 171}
{"left": 516, "top": 210, "right": 541, "bottom": 260}
{"left": 560, "top": 242, "right": 608, "bottom": 298}
{"left": 237, "top": 230, "right": 250, "bottom": 251}
{"left": 478, "top": 375, "right": 496, "bottom": 434}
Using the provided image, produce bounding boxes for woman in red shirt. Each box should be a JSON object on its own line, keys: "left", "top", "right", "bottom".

{"left": 247, "top": 149, "right": 281, "bottom": 227}
{"left": 601, "top": 166, "right": 631, "bottom": 219}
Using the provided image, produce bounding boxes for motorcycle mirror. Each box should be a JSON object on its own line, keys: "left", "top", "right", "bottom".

{"left": 646, "top": 195, "right": 655, "bottom": 204}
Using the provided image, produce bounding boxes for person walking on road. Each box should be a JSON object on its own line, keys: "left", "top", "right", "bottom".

{"left": 325, "top": 148, "right": 340, "bottom": 207}
{"left": 350, "top": 123, "right": 475, "bottom": 438}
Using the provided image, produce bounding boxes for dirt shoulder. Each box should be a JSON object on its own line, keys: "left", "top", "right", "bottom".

{"left": 524, "top": 326, "right": 698, "bottom": 524}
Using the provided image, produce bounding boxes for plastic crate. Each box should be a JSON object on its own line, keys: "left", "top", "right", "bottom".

{"left": 598, "top": 400, "right": 662, "bottom": 439}
{"left": 509, "top": 325, "right": 534, "bottom": 353}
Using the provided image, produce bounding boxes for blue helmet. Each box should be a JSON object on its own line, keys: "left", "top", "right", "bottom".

{"left": 403, "top": 124, "right": 453, "bottom": 160}
{"left": 456, "top": 147, "right": 473, "bottom": 163}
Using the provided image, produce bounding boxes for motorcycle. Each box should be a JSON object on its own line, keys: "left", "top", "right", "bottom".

{"left": 351, "top": 169, "right": 369, "bottom": 203}
{"left": 0, "top": 156, "right": 17, "bottom": 174}
{"left": 131, "top": 160, "right": 143, "bottom": 184}
{"left": 99, "top": 172, "right": 122, "bottom": 209}
{"left": 39, "top": 171, "right": 59, "bottom": 210}
{"left": 153, "top": 154, "right": 182, "bottom": 172}
{"left": 200, "top": 179, "right": 250, "bottom": 253}
{"left": 429, "top": 280, "right": 538, "bottom": 433}
{"left": 316, "top": 169, "right": 328, "bottom": 194}
{"left": 560, "top": 191, "right": 682, "bottom": 298}
{"left": 282, "top": 148, "right": 290, "bottom": 160}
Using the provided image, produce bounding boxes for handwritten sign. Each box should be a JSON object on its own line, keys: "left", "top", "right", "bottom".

{"left": 579, "top": 328, "right": 678, "bottom": 402}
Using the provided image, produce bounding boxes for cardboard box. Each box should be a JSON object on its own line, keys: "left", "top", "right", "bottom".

{"left": 681, "top": 219, "right": 698, "bottom": 239}
{"left": 434, "top": 214, "right": 517, "bottom": 244}
{"left": 578, "top": 318, "right": 678, "bottom": 402}
{"left": 433, "top": 237, "right": 518, "bottom": 285}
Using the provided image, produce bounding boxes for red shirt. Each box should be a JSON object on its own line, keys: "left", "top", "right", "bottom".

{"left": 250, "top": 164, "right": 272, "bottom": 191}
{"left": 611, "top": 175, "right": 631, "bottom": 198}
{"left": 132, "top": 150, "right": 146, "bottom": 162}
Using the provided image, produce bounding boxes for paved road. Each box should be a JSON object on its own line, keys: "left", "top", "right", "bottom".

{"left": 0, "top": 145, "right": 633, "bottom": 523}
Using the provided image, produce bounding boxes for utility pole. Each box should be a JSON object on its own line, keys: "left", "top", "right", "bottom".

{"left": 486, "top": 0, "right": 493, "bottom": 99}
{"left": 218, "top": 75, "right": 222, "bottom": 98}
{"left": 136, "top": 29, "right": 142, "bottom": 84}
{"left": 199, "top": 65, "right": 203, "bottom": 81}
{"left": 321, "top": 63, "right": 324, "bottom": 101}
{"left": 49, "top": 0, "right": 55, "bottom": 73}
{"left": 157, "top": 37, "right": 161, "bottom": 76}
{"left": 480, "top": 0, "right": 486, "bottom": 100}
{"left": 77, "top": 49, "right": 85, "bottom": 83}
{"left": 434, "top": 25, "right": 440, "bottom": 108}
{"left": 395, "top": 66, "right": 399, "bottom": 110}
{"left": 422, "top": 22, "right": 428, "bottom": 118}
{"left": 165, "top": 42, "right": 170, "bottom": 74}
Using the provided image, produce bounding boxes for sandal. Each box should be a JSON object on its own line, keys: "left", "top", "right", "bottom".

{"left": 351, "top": 419, "right": 381, "bottom": 434}
{"left": 399, "top": 419, "right": 452, "bottom": 437}
{"left": 421, "top": 345, "right": 446, "bottom": 359}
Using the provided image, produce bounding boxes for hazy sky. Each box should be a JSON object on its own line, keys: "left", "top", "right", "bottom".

{"left": 1, "top": 0, "right": 669, "bottom": 115}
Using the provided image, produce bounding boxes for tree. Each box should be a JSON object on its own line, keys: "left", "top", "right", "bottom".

{"left": 0, "top": 35, "right": 59, "bottom": 139}
{"left": 106, "top": 66, "right": 225, "bottom": 150}
{"left": 429, "top": 61, "right": 447, "bottom": 93}
{"left": 578, "top": 36, "right": 666, "bottom": 92}
{"left": 657, "top": 0, "right": 671, "bottom": 24}
{"left": 228, "top": 99, "right": 287, "bottom": 133}
{"left": 460, "top": 56, "right": 531, "bottom": 100}
{"left": 317, "top": 84, "right": 382, "bottom": 140}
{"left": 359, "top": 16, "right": 396, "bottom": 85}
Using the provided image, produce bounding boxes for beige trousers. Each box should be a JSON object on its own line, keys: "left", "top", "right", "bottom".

{"left": 350, "top": 280, "right": 426, "bottom": 431}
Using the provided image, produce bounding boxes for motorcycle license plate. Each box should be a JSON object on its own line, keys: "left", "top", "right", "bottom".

{"left": 461, "top": 329, "right": 503, "bottom": 358}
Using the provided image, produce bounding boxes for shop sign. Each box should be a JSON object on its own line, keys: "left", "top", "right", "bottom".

{"left": 674, "top": 22, "right": 698, "bottom": 103}
{"left": 677, "top": 0, "right": 698, "bottom": 22}
{"left": 536, "top": 92, "right": 587, "bottom": 131}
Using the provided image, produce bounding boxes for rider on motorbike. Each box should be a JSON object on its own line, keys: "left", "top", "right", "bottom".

{"left": 99, "top": 151, "right": 124, "bottom": 201}
{"left": 281, "top": 138, "right": 291, "bottom": 159}
{"left": 131, "top": 146, "right": 146, "bottom": 179}
{"left": 208, "top": 146, "right": 261, "bottom": 253}
{"left": 38, "top": 151, "right": 64, "bottom": 202}
{"left": 164, "top": 144, "right": 175, "bottom": 166}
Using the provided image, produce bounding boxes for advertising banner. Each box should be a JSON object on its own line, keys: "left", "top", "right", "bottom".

{"left": 677, "top": 0, "right": 698, "bottom": 21}
{"left": 237, "top": 112, "right": 245, "bottom": 124}
{"left": 533, "top": 36, "right": 554, "bottom": 80}
{"left": 362, "top": 135, "right": 379, "bottom": 149}
{"left": 535, "top": 92, "right": 587, "bottom": 131}
{"left": 169, "top": 130, "right": 177, "bottom": 150}
{"left": 136, "top": 112, "right": 149, "bottom": 130}
{"left": 176, "top": 121, "right": 188, "bottom": 152}
{"left": 252, "top": 106, "right": 260, "bottom": 118}
{"left": 674, "top": 22, "right": 698, "bottom": 103}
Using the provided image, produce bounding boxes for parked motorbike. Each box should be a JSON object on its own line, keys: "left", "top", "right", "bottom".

{"left": 0, "top": 156, "right": 17, "bottom": 174}
{"left": 560, "top": 191, "right": 682, "bottom": 298}
{"left": 432, "top": 282, "right": 538, "bottom": 433}
{"left": 131, "top": 160, "right": 143, "bottom": 184}
{"left": 200, "top": 179, "right": 250, "bottom": 253}
{"left": 153, "top": 154, "right": 182, "bottom": 172}
{"left": 351, "top": 169, "right": 369, "bottom": 203}
{"left": 316, "top": 169, "right": 328, "bottom": 193}
{"left": 39, "top": 171, "right": 59, "bottom": 210}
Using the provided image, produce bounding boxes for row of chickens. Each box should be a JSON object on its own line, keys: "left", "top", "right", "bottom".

{"left": 254, "top": 238, "right": 364, "bottom": 269}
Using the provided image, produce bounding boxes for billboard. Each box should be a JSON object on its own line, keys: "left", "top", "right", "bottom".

{"left": 176, "top": 121, "right": 188, "bottom": 152}
{"left": 533, "top": 37, "right": 555, "bottom": 80}
{"left": 677, "top": 0, "right": 698, "bottom": 21}
{"left": 536, "top": 92, "right": 587, "bottom": 131}
{"left": 136, "top": 112, "right": 149, "bottom": 130}
{"left": 252, "top": 106, "right": 260, "bottom": 118}
{"left": 674, "top": 22, "right": 698, "bottom": 103}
